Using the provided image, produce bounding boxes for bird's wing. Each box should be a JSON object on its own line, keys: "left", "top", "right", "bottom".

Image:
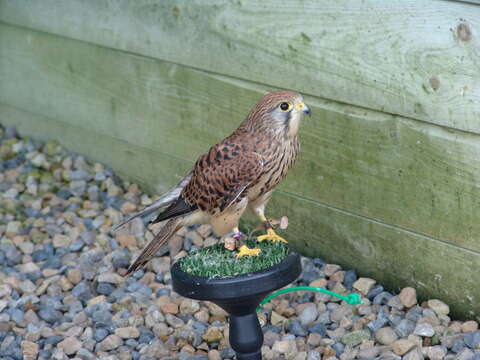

{"left": 150, "top": 195, "right": 197, "bottom": 224}
{"left": 182, "top": 141, "right": 264, "bottom": 215}
{"left": 112, "top": 171, "right": 192, "bottom": 231}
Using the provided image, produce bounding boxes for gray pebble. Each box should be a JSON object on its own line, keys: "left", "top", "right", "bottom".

{"left": 38, "top": 307, "right": 62, "bottom": 324}
{"left": 95, "top": 171, "right": 106, "bottom": 181}
{"left": 45, "top": 335, "right": 63, "bottom": 345}
{"left": 367, "top": 316, "right": 389, "bottom": 333}
{"left": 76, "top": 348, "right": 96, "bottom": 360}
{"left": 70, "top": 169, "right": 90, "bottom": 180}
{"left": 308, "top": 322, "right": 327, "bottom": 336}
{"left": 69, "top": 239, "right": 85, "bottom": 252}
{"left": 72, "top": 281, "right": 94, "bottom": 302}
{"left": 316, "top": 311, "right": 331, "bottom": 325}
{"left": 69, "top": 180, "right": 87, "bottom": 196}
{"left": 442, "top": 333, "right": 465, "bottom": 349}
{"left": 97, "top": 282, "right": 116, "bottom": 295}
{"left": 94, "top": 328, "right": 109, "bottom": 342}
{"left": 307, "top": 351, "right": 321, "bottom": 360}
{"left": 332, "top": 342, "right": 345, "bottom": 356}
{"left": 299, "top": 305, "right": 318, "bottom": 326}
{"left": 367, "top": 284, "right": 384, "bottom": 299}
{"left": 456, "top": 348, "right": 475, "bottom": 360}
{"left": 32, "top": 249, "right": 49, "bottom": 262}
{"left": 331, "top": 305, "right": 353, "bottom": 323}
{"left": 91, "top": 309, "right": 112, "bottom": 328}
{"left": 414, "top": 323, "right": 435, "bottom": 337}
{"left": 0, "top": 244, "right": 21, "bottom": 266}
{"left": 139, "top": 331, "right": 155, "bottom": 344}
{"left": 387, "top": 295, "right": 404, "bottom": 310}
{"left": 405, "top": 306, "right": 423, "bottom": 321}
{"left": 395, "top": 319, "right": 416, "bottom": 337}
{"left": 301, "top": 269, "right": 320, "bottom": 284}
{"left": 465, "top": 331, "right": 480, "bottom": 349}
{"left": 38, "top": 350, "right": 52, "bottom": 359}
{"left": 56, "top": 189, "right": 72, "bottom": 199}
{"left": 452, "top": 340, "right": 466, "bottom": 354}
{"left": 80, "top": 249, "right": 105, "bottom": 265}
{"left": 80, "top": 231, "right": 96, "bottom": 245}
{"left": 343, "top": 269, "right": 357, "bottom": 290}
{"left": 373, "top": 291, "right": 393, "bottom": 305}
{"left": 112, "top": 252, "right": 131, "bottom": 268}
{"left": 220, "top": 348, "right": 235, "bottom": 359}
{"left": 126, "top": 281, "right": 152, "bottom": 296}
{"left": 288, "top": 320, "right": 308, "bottom": 336}
{"left": 8, "top": 308, "right": 24, "bottom": 324}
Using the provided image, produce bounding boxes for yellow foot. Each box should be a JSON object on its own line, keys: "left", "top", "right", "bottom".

{"left": 257, "top": 228, "right": 288, "bottom": 243}
{"left": 236, "top": 245, "right": 261, "bottom": 258}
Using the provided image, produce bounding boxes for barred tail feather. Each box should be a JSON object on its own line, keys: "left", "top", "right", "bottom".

{"left": 126, "top": 218, "right": 182, "bottom": 275}
{"left": 112, "top": 172, "right": 192, "bottom": 231}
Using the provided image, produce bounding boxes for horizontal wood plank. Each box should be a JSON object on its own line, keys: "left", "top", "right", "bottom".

{"left": 1, "top": 103, "right": 479, "bottom": 319}
{"left": 1, "top": 0, "right": 480, "bottom": 133}
{"left": 1, "top": 24, "right": 480, "bottom": 253}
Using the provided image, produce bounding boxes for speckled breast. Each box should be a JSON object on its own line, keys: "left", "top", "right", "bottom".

{"left": 249, "top": 137, "right": 300, "bottom": 200}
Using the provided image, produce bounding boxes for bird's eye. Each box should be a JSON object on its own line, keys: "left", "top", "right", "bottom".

{"left": 279, "top": 102, "right": 291, "bottom": 111}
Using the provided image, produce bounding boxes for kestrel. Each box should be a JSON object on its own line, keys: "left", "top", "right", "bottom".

{"left": 117, "top": 90, "right": 310, "bottom": 274}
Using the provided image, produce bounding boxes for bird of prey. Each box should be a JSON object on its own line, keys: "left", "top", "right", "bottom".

{"left": 119, "top": 90, "right": 310, "bottom": 274}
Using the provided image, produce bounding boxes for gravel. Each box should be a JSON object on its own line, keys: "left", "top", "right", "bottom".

{"left": 1, "top": 124, "right": 480, "bottom": 360}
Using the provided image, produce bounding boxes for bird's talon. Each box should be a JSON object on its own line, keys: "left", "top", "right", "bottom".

{"left": 257, "top": 229, "right": 288, "bottom": 243}
{"left": 236, "top": 245, "right": 261, "bottom": 258}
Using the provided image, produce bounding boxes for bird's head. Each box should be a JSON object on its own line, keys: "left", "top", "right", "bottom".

{"left": 245, "top": 90, "right": 310, "bottom": 138}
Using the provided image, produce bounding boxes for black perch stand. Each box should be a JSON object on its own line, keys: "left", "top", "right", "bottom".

{"left": 171, "top": 252, "right": 302, "bottom": 360}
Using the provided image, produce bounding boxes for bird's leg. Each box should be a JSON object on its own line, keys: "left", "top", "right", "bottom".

{"left": 257, "top": 215, "right": 288, "bottom": 243}
{"left": 233, "top": 227, "right": 261, "bottom": 258}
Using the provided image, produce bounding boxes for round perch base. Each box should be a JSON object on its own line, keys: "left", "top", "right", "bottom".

{"left": 171, "top": 251, "right": 302, "bottom": 360}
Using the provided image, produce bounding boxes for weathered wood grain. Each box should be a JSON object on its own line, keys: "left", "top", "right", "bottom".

{"left": 2, "top": 23, "right": 480, "bottom": 253}
{"left": 1, "top": 103, "right": 479, "bottom": 319}
{"left": 1, "top": 0, "right": 479, "bottom": 133}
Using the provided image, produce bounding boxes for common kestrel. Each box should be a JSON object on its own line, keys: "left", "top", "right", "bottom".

{"left": 117, "top": 90, "right": 310, "bottom": 274}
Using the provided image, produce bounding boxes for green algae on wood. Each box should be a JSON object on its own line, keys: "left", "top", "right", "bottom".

{"left": 1, "top": 0, "right": 480, "bottom": 133}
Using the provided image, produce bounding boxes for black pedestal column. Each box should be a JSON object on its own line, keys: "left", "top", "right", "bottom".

{"left": 171, "top": 252, "right": 302, "bottom": 359}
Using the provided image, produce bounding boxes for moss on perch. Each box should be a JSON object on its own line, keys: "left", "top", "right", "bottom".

{"left": 179, "top": 239, "right": 290, "bottom": 278}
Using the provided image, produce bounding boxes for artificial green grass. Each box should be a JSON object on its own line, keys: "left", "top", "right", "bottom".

{"left": 179, "top": 239, "right": 290, "bottom": 278}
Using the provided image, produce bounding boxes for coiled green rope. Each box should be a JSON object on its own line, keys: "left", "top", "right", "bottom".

{"left": 257, "top": 286, "right": 362, "bottom": 311}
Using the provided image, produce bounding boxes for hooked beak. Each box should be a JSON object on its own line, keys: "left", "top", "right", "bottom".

{"left": 297, "top": 102, "right": 311, "bottom": 116}
{"left": 302, "top": 105, "right": 311, "bottom": 115}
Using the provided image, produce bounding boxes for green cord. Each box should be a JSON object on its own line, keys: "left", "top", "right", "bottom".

{"left": 257, "top": 286, "right": 362, "bottom": 311}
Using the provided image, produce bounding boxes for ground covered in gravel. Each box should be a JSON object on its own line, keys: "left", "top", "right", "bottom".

{"left": 1, "top": 124, "right": 480, "bottom": 360}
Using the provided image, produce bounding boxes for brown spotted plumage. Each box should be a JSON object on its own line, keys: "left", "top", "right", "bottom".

{"left": 122, "top": 90, "right": 310, "bottom": 273}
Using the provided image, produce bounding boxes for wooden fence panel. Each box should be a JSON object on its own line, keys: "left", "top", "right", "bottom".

{"left": 1, "top": 0, "right": 480, "bottom": 132}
